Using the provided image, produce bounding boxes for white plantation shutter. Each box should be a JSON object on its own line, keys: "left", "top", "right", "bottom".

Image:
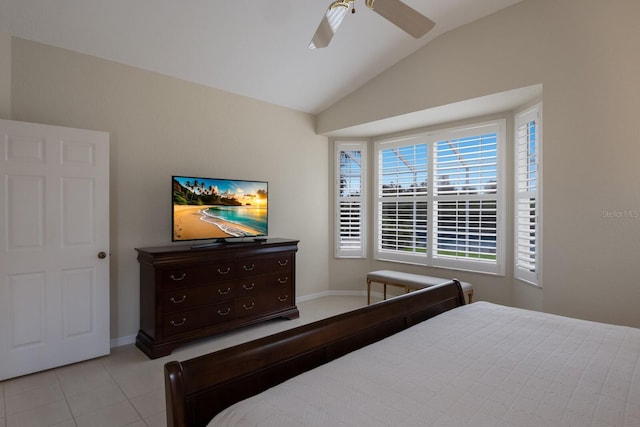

{"left": 335, "top": 141, "right": 367, "bottom": 258}
{"left": 515, "top": 104, "right": 541, "bottom": 285}
{"left": 432, "top": 123, "right": 504, "bottom": 275}
{"left": 375, "top": 138, "right": 428, "bottom": 264}
{"left": 374, "top": 123, "right": 505, "bottom": 274}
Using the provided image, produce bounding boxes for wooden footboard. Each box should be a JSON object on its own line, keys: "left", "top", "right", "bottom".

{"left": 165, "top": 279, "right": 465, "bottom": 427}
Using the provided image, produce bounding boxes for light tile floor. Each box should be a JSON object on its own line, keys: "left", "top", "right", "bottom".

{"left": 0, "top": 295, "right": 367, "bottom": 427}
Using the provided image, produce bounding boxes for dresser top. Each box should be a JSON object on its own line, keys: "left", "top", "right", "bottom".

{"left": 135, "top": 238, "right": 299, "bottom": 266}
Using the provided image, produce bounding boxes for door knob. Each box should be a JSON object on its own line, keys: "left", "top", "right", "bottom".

{"left": 98, "top": 252, "right": 107, "bottom": 259}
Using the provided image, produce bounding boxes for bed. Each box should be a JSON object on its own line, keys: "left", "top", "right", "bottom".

{"left": 164, "top": 280, "right": 640, "bottom": 426}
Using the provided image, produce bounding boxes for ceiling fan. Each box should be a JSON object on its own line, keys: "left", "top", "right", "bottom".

{"left": 308, "top": 0, "right": 435, "bottom": 49}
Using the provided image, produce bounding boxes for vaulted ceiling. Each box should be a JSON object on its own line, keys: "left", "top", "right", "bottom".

{"left": 0, "top": 0, "right": 524, "bottom": 114}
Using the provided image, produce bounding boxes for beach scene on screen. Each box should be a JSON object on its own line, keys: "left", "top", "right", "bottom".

{"left": 172, "top": 177, "right": 268, "bottom": 241}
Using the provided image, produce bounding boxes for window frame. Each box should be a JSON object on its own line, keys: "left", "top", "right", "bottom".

{"left": 334, "top": 140, "right": 368, "bottom": 258}
{"left": 373, "top": 120, "right": 506, "bottom": 275}
{"left": 514, "top": 103, "right": 542, "bottom": 286}
{"left": 373, "top": 135, "right": 429, "bottom": 265}
{"left": 430, "top": 121, "right": 506, "bottom": 275}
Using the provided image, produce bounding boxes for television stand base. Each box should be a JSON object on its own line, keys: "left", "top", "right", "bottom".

{"left": 191, "top": 239, "right": 226, "bottom": 249}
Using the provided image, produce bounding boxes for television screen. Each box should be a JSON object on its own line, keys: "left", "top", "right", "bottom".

{"left": 172, "top": 176, "right": 268, "bottom": 242}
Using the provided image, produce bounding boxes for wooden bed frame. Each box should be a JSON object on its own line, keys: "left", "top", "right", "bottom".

{"left": 164, "top": 279, "right": 466, "bottom": 427}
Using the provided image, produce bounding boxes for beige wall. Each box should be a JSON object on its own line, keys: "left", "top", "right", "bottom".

{"left": 321, "top": 0, "right": 640, "bottom": 327}
{"left": 10, "top": 38, "right": 330, "bottom": 341}
{"left": 0, "top": 32, "right": 10, "bottom": 119}
{"left": 7, "top": 0, "right": 640, "bottom": 341}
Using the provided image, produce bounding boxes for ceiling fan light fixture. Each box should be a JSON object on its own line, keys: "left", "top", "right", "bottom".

{"left": 330, "top": 1, "right": 351, "bottom": 10}
{"left": 308, "top": 0, "right": 433, "bottom": 49}
{"left": 327, "top": 1, "right": 350, "bottom": 30}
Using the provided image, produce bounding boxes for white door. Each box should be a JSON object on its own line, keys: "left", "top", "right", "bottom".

{"left": 0, "top": 119, "right": 110, "bottom": 381}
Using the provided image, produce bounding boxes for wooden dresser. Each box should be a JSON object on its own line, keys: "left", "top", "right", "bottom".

{"left": 135, "top": 238, "right": 299, "bottom": 358}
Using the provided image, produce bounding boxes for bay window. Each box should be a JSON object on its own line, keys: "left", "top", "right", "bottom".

{"left": 514, "top": 104, "right": 542, "bottom": 285}
{"left": 374, "top": 121, "right": 505, "bottom": 275}
{"left": 335, "top": 141, "right": 367, "bottom": 258}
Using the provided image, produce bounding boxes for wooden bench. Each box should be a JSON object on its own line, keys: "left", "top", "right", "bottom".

{"left": 366, "top": 270, "right": 473, "bottom": 305}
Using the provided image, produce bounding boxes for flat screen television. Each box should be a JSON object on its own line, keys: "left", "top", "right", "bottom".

{"left": 172, "top": 175, "right": 268, "bottom": 245}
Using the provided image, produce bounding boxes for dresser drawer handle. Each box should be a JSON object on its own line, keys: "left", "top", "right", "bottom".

{"left": 217, "top": 308, "right": 231, "bottom": 316}
{"left": 217, "top": 287, "right": 231, "bottom": 295}
{"left": 243, "top": 264, "right": 255, "bottom": 271}
{"left": 242, "top": 283, "right": 255, "bottom": 291}
{"left": 170, "top": 295, "right": 187, "bottom": 304}
{"left": 277, "top": 260, "right": 288, "bottom": 266}
{"left": 217, "top": 267, "right": 231, "bottom": 275}
{"left": 242, "top": 302, "right": 255, "bottom": 310}
{"left": 278, "top": 295, "right": 289, "bottom": 302}
{"left": 277, "top": 277, "right": 289, "bottom": 284}
{"left": 170, "top": 318, "right": 187, "bottom": 327}
{"left": 169, "top": 273, "right": 187, "bottom": 281}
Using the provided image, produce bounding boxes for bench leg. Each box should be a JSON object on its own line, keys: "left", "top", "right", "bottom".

{"left": 367, "top": 279, "right": 372, "bottom": 305}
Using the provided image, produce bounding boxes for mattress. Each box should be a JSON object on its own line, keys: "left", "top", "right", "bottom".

{"left": 210, "top": 302, "right": 640, "bottom": 426}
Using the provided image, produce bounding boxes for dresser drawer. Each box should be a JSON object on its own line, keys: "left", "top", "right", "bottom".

{"left": 163, "top": 302, "right": 235, "bottom": 337}
{"left": 271, "top": 271, "right": 292, "bottom": 287}
{"left": 162, "top": 283, "right": 235, "bottom": 314}
{"left": 237, "top": 254, "right": 293, "bottom": 277}
{"left": 236, "top": 274, "right": 268, "bottom": 297}
{"left": 136, "top": 239, "right": 299, "bottom": 358}
{"left": 270, "top": 253, "right": 293, "bottom": 271}
{"left": 236, "top": 286, "right": 293, "bottom": 318}
{"left": 161, "top": 262, "right": 235, "bottom": 290}
{"left": 237, "top": 271, "right": 292, "bottom": 297}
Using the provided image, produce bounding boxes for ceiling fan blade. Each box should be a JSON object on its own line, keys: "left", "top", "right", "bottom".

{"left": 308, "top": 2, "right": 349, "bottom": 49}
{"left": 366, "top": 0, "right": 435, "bottom": 38}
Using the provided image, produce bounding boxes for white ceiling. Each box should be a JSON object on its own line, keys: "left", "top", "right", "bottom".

{"left": 0, "top": 0, "right": 523, "bottom": 114}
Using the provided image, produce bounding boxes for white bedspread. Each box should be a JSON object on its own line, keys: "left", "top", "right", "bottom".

{"left": 210, "top": 302, "right": 640, "bottom": 426}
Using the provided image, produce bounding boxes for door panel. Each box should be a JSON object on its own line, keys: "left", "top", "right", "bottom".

{"left": 0, "top": 119, "right": 110, "bottom": 381}
{"left": 62, "top": 267, "right": 95, "bottom": 338}
{"left": 6, "top": 174, "right": 45, "bottom": 250}
{"left": 62, "top": 177, "right": 95, "bottom": 246}
{"left": 8, "top": 272, "right": 46, "bottom": 348}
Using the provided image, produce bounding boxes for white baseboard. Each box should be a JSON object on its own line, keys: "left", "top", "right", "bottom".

{"left": 110, "top": 334, "right": 136, "bottom": 349}
{"left": 296, "top": 289, "right": 367, "bottom": 302}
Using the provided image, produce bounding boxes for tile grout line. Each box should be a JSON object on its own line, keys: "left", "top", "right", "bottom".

{"left": 53, "top": 369, "right": 79, "bottom": 426}
{"left": 99, "top": 354, "right": 148, "bottom": 426}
